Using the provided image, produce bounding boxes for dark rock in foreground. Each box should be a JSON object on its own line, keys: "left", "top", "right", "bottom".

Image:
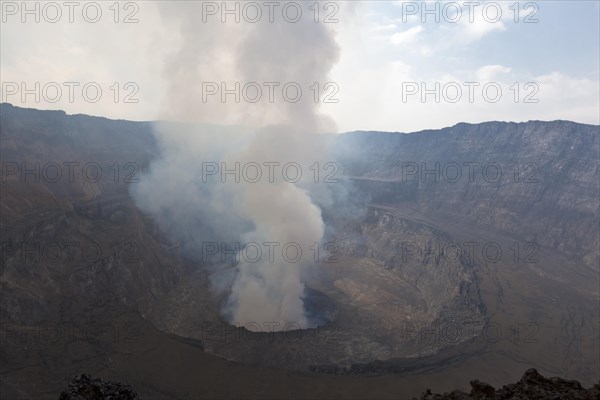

{"left": 416, "top": 369, "right": 600, "bottom": 399}
{"left": 58, "top": 374, "right": 138, "bottom": 400}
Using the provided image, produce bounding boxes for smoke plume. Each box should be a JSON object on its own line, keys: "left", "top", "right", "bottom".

{"left": 132, "top": 2, "right": 341, "bottom": 330}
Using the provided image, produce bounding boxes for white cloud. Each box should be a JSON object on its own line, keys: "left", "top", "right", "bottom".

{"left": 476, "top": 65, "right": 512, "bottom": 81}
{"left": 460, "top": 17, "right": 506, "bottom": 41}
{"left": 374, "top": 23, "right": 398, "bottom": 32}
{"left": 390, "top": 25, "right": 424, "bottom": 46}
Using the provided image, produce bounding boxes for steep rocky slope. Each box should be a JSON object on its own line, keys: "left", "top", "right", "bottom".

{"left": 1, "top": 103, "right": 181, "bottom": 334}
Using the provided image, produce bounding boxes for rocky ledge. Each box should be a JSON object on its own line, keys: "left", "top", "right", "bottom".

{"left": 416, "top": 368, "right": 600, "bottom": 399}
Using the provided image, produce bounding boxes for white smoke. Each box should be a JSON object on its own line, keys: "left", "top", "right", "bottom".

{"left": 132, "top": 2, "right": 341, "bottom": 330}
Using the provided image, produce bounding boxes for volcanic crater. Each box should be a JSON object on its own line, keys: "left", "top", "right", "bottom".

{"left": 148, "top": 204, "right": 485, "bottom": 371}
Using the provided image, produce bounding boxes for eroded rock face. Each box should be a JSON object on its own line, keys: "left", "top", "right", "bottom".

{"left": 415, "top": 368, "right": 600, "bottom": 399}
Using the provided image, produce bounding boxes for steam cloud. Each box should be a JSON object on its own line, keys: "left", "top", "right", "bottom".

{"left": 132, "top": 2, "right": 341, "bottom": 330}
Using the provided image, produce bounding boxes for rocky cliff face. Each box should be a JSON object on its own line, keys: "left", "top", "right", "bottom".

{"left": 0, "top": 103, "right": 181, "bottom": 326}
{"left": 334, "top": 121, "right": 600, "bottom": 271}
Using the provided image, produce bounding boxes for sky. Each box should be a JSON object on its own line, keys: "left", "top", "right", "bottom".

{"left": 1, "top": 0, "right": 599, "bottom": 132}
